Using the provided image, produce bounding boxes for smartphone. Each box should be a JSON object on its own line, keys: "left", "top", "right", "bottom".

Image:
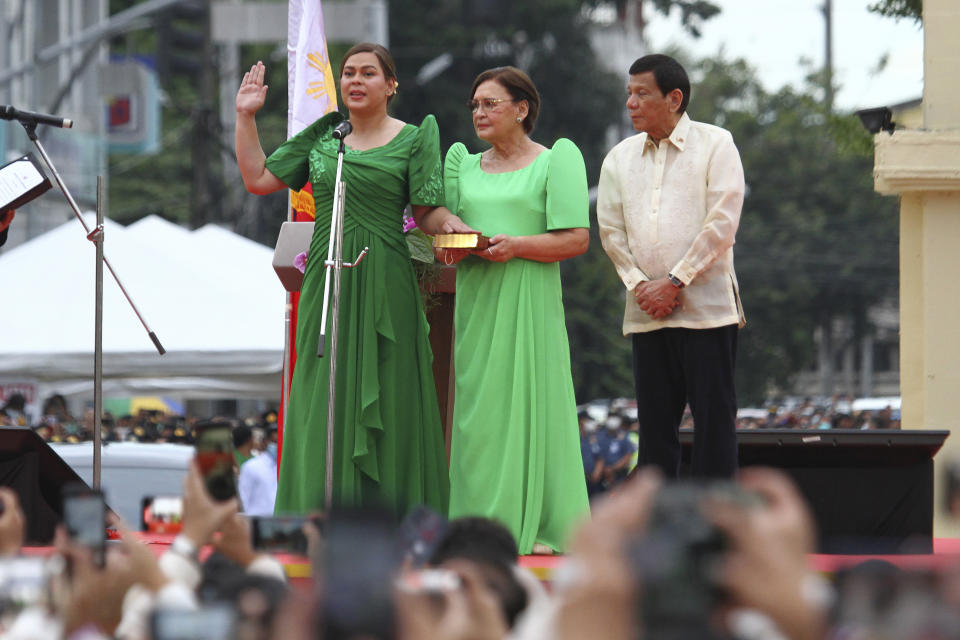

{"left": 141, "top": 495, "right": 184, "bottom": 534}
{"left": 194, "top": 421, "right": 236, "bottom": 501}
{"left": 61, "top": 484, "right": 107, "bottom": 568}
{"left": 397, "top": 505, "right": 448, "bottom": 568}
{"left": 150, "top": 604, "right": 235, "bottom": 640}
{"left": 250, "top": 515, "right": 309, "bottom": 555}
{"left": 323, "top": 508, "right": 401, "bottom": 640}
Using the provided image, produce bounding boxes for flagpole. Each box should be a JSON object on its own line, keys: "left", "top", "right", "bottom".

{"left": 283, "top": 0, "right": 338, "bottom": 506}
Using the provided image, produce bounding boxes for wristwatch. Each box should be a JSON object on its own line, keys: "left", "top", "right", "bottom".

{"left": 667, "top": 273, "right": 685, "bottom": 289}
{"left": 170, "top": 534, "right": 199, "bottom": 562}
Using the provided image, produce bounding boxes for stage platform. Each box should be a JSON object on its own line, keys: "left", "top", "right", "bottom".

{"left": 518, "top": 538, "right": 960, "bottom": 583}
{"left": 23, "top": 536, "right": 960, "bottom": 590}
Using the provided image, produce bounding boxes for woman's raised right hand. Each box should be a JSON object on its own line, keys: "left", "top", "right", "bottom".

{"left": 236, "top": 61, "right": 268, "bottom": 115}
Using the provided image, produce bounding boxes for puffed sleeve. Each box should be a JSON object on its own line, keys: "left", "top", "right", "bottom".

{"left": 408, "top": 114, "right": 445, "bottom": 207}
{"left": 443, "top": 142, "right": 469, "bottom": 215}
{"left": 264, "top": 111, "right": 344, "bottom": 190}
{"left": 545, "top": 138, "right": 590, "bottom": 230}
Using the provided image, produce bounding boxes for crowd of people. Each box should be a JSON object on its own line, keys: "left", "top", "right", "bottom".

{"left": 1, "top": 459, "right": 958, "bottom": 639}
{"left": 0, "top": 392, "right": 281, "bottom": 447}
{"left": 575, "top": 395, "right": 903, "bottom": 496}
{"left": 736, "top": 397, "right": 901, "bottom": 431}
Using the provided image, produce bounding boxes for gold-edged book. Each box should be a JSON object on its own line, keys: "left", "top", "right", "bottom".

{"left": 433, "top": 233, "right": 490, "bottom": 250}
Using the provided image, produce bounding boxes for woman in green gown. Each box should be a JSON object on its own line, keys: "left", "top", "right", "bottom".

{"left": 235, "top": 44, "right": 471, "bottom": 516}
{"left": 437, "top": 67, "right": 591, "bottom": 553}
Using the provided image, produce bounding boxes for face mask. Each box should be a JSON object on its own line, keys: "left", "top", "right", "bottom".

{"left": 266, "top": 442, "right": 278, "bottom": 458}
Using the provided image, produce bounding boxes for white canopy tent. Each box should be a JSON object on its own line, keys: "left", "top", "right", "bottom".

{"left": 0, "top": 214, "right": 286, "bottom": 414}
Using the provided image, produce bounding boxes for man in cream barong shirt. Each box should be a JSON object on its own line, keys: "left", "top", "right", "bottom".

{"left": 598, "top": 54, "right": 745, "bottom": 478}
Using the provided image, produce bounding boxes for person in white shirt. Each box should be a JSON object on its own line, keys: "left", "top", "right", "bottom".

{"left": 597, "top": 54, "right": 745, "bottom": 479}
{"left": 238, "top": 426, "right": 278, "bottom": 516}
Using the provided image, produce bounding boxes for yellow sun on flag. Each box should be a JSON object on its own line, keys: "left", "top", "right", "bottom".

{"left": 306, "top": 50, "right": 337, "bottom": 109}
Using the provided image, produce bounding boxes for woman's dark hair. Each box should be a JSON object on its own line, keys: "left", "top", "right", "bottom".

{"left": 470, "top": 66, "right": 540, "bottom": 134}
{"left": 628, "top": 54, "right": 690, "bottom": 114}
{"left": 340, "top": 42, "right": 398, "bottom": 104}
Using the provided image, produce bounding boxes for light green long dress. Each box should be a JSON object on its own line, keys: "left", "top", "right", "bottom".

{"left": 265, "top": 111, "right": 449, "bottom": 517}
{"left": 444, "top": 138, "right": 590, "bottom": 553}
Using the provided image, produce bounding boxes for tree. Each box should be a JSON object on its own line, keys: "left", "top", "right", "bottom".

{"left": 682, "top": 55, "right": 899, "bottom": 403}
{"left": 868, "top": 0, "right": 922, "bottom": 22}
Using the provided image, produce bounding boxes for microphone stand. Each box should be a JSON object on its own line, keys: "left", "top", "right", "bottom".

{"left": 15, "top": 118, "right": 166, "bottom": 489}
{"left": 317, "top": 130, "right": 368, "bottom": 512}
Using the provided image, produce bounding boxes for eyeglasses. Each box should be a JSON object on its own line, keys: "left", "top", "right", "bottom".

{"left": 468, "top": 97, "right": 515, "bottom": 113}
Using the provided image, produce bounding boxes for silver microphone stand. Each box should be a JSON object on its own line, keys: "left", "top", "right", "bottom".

{"left": 317, "top": 122, "right": 368, "bottom": 511}
{"left": 16, "top": 118, "right": 165, "bottom": 490}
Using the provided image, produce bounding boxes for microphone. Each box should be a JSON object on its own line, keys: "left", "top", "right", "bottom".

{"left": 332, "top": 120, "right": 353, "bottom": 140}
{"left": 0, "top": 105, "right": 73, "bottom": 129}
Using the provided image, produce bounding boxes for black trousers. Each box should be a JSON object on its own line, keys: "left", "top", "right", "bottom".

{"left": 631, "top": 324, "right": 738, "bottom": 478}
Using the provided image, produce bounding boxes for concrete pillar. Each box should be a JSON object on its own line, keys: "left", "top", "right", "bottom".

{"left": 874, "top": 0, "right": 960, "bottom": 535}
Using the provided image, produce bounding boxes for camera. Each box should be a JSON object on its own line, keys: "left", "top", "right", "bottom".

{"left": 397, "top": 505, "right": 447, "bottom": 568}
{"left": 630, "top": 481, "right": 761, "bottom": 639}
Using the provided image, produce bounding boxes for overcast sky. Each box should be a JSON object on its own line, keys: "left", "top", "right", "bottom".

{"left": 643, "top": 0, "right": 924, "bottom": 111}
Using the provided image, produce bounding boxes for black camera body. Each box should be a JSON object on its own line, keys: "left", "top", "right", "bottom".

{"left": 630, "top": 481, "right": 759, "bottom": 639}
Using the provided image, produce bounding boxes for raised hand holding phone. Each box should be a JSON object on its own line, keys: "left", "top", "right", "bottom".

{"left": 193, "top": 421, "right": 237, "bottom": 501}
{"left": 181, "top": 459, "right": 239, "bottom": 549}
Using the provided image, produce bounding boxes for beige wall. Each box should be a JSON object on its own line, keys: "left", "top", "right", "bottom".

{"left": 876, "top": 0, "right": 960, "bottom": 536}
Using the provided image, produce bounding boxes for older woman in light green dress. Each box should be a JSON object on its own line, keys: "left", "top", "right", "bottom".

{"left": 437, "top": 66, "right": 590, "bottom": 553}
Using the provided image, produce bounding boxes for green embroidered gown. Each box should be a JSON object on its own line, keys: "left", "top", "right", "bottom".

{"left": 265, "top": 112, "right": 449, "bottom": 516}
{"left": 443, "top": 138, "right": 591, "bottom": 553}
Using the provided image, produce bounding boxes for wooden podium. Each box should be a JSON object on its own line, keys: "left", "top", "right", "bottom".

{"left": 424, "top": 265, "right": 457, "bottom": 459}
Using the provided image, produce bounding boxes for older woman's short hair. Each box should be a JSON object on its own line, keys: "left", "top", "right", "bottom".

{"left": 470, "top": 66, "right": 541, "bottom": 134}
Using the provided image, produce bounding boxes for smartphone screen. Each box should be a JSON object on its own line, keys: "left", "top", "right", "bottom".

{"left": 194, "top": 421, "right": 236, "bottom": 501}
{"left": 141, "top": 496, "right": 184, "bottom": 534}
{"left": 61, "top": 485, "right": 106, "bottom": 568}
{"left": 150, "top": 604, "right": 235, "bottom": 640}
{"left": 250, "top": 516, "right": 308, "bottom": 555}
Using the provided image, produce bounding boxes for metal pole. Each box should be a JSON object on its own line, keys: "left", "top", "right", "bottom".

{"left": 319, "top": 137, "right": 348, "bottom": 512}
{"left": 93, "top": 176, "right": 104, "bottom": 490}
{"left": 22, "top": 124, "right": 166, "bottom": 355}
{"left": 324, "top": 177, "right": 345, "bottom": 512}
{"left": 317, "top": 146, "right": 347, "bottom": 359}
{"left": 317, "top": 136, "right": 368, "bottom": 511}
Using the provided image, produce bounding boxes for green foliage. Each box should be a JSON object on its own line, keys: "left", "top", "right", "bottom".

{"left": 868, "top": 0, "right": 922, "bottom": 22}
{"left": 406, "top": 228, "right": 436, "bottom": 263}
{"left": 388, "top": 0, "right": 628, "bottom": 402}
{"left": 684, "top": 57, "right": 899, "bottom": 403}
{"left": 387, "top": 0, "right": 622, "bottom": 184}
{"left": 647, "top": 0, "right": 721, "bottom": 37}
{"left": 561, "top": 226, "right": 636, "bottom": 400}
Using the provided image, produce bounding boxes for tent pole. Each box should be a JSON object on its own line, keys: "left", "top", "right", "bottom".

{"left": 93, "top": 176, "right": 104, "bottom": 489}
